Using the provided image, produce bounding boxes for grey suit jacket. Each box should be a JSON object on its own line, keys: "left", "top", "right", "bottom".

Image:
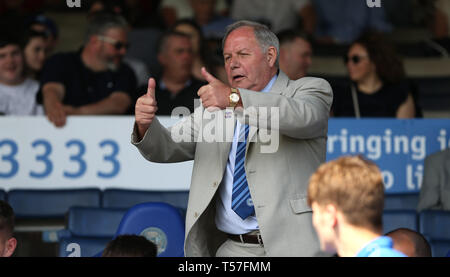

{"left": 417, "top": 148, "right": 450, "bottom": 212}
{"left": 131, "top": 71, "right": 333, "bottom": 256}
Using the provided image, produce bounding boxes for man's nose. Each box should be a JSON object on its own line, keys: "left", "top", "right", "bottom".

{"left": 181, "top": 50, "right": 193, "bottom": 60}
{"left": 4, "top": 54, "right": 14, "bottom": 65}
{"left": 229, "top": 57, "right": 240, "bottom": 70}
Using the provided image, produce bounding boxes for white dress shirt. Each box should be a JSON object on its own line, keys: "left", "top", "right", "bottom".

{"left": 215, "top": 74, "right": 278, "bottom": 235}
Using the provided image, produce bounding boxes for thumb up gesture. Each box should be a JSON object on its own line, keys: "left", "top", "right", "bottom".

{"left": 135, "top": 78, "right": 158, "bottom": 138}
{"left": 197, "top": 67, "right": 231, "bottom": 110}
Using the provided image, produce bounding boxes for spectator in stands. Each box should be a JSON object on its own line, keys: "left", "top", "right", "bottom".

{"left": 0, "top": 200, "right": 17, "bottom": 257}
{"left": 431, "top": 0, "right": 450, "bottom": 53}
{"left": 21, "top": 29, "right": 47, "bottom": 80}
{"left": 87, "top": 5, "right": 151, "bottom": 89}
{"left": 308, "top": 156, "right": 406, "bottom": 257}
{"left": 40, "top": 14, "right": 137, "bottom": 127}
{"left": 144, "top": 30, "right": 205, "bottom": 115}
{"left": 188, "top": 0, "right": 234, "bottom": 40}
{"left": 0, "top": 33, "right": 43, "bottom": 115}
{"left": 160, "top": 0, "right": 229, "bottom": 28}
{"left": 431, "top": 0, "right": 450, "bottom": 39}
{"left": 417, "top": 148, "right": 450, "bottom": 212}
{"left": 277, "top": 29, "right": 312, "bottom": 80}
{"left": 25, "top": 14, "right": 59, "bottom": 55}
{"left": 173, "top": 19, "right": 227, "bottom": 83}
{"left": 386, "top": 228, "right": 432, "bottom": 257}
{"left": 331, "top": 32, "right": 416, "bottom": 118}
{"left": 230, "top": 0, "right": 315, "bottom": 34}
{"left": 102, "top": 235, "right": 157, "bottom": 257}
{"left": 311, "top": 0, "right": 392, "bottom": 45}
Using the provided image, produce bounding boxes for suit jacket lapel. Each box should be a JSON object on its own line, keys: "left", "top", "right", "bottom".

{"left": 247, "top": 71, "right": 290, "bottom": 145}
{"left": 217, "top": 116, "right": 235, "bottom": 172}
{"left": 270, "top": 70, "right": 290, "bottom": 95}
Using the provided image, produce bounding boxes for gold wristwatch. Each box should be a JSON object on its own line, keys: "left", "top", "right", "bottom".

{"left": 229, "top": 88, "right": 240, "bottom": 107}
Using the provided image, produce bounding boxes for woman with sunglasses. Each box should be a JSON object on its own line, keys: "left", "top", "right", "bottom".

{"left": 331, "top": 32, "right": 416, "bottom": 118}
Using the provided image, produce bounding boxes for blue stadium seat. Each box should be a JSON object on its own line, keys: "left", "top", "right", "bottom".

{"left": 59, "top": 237, "right": 111, "bottom": 257}
{"left": 383, "top": 210, "right": 418, "bottom": 234}
{"left": 429, "top": 240, "right": 450, "bottom": 258}
{"left": 419, "top": 210, "right": 450, "bottom": 240}
{"left": 7, "top": 189, "right": 101, "bottom": 218}
{"left": 102, "top": 189, "right": 189, "bottom": 211}
{"left": 0, "top": 190, "right": 5, "bottom": 201}
{"left": 64, "top": 206, "right": 127, "bottom": 238}
{"left": 384, "top": 193, "right": 419, "bottom": 210}
{"left": 113, "top": 202, "right": 185, "bottom": 257}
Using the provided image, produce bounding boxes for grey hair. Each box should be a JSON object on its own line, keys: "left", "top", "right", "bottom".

{"left": 222, "top": 20, "right": 279, "bottom": 67}
{"left": 85, "top": 14, "right": 128, "bottom": 44}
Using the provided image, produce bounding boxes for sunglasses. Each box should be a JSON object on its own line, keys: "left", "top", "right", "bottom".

{"left": 98, "top": 36, "right": 130, "bottom": 50}
{"left": 344, "top": 55, "right": 368, "bottom": 64}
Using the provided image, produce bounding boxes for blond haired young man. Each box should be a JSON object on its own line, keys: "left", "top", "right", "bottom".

{"left": 307, "top": 156, "right": 406, "bottom": 257}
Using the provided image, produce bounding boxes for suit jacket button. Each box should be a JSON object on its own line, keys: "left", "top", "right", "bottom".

{"left": 213, "top": 182, "right": 218, "bottom": 187}
{"left": 194, "top": 212, "right": 199, "bottom": 218}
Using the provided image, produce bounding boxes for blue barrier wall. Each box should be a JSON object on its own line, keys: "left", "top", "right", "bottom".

{"left": 1, "top": 117, "right": 449, "bottom": 193}
{"left": 327, "top": 119, "right": 450, "bottom": 193}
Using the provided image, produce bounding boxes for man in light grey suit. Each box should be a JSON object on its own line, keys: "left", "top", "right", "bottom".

{"left": 131, "top": 20, "right": 333, "bottom": 256}
{"left": 417, "top": 148, "right": 450, "bottom": 212}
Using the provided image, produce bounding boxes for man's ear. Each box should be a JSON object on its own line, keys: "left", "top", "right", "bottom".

{"left": 267, "top": 46, "right": 278, "bottom": 67}
{"left": 4, "top": 237, "right": 17, "bottom": 257}
{"left": 325, "top": 204, "right": 338, "bottom": 228}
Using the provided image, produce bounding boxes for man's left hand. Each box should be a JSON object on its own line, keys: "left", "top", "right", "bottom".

{"left": 197, "top": 67, "right": 230, "bottom": 110}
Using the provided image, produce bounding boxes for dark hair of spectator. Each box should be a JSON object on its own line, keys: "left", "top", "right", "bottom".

{"left": 351, "top": 31, "right": 406, "bottom": 85}
{"left": 0, "top": 32, "right": 21, "bottom": 49}
{"left": 385, "top": 228, "right": 432, "bottom": 257}
{"left": 0, "top": 201, "right": 15, "bottom": 238}
{"left": 84, "top": 13, "right": 129, "bottom": 44}
{"left": 277, "top": 29, "right": 310, "bottom": 46}
{"left": 25, "top": 14, "right": 59, "bottom": 39}
{"left": 21, "top": 29, "right": 47, "bottom": 50}
{"left": 173, "top": 20, "right": 205, "bottom": 53}
{"left": 171, "top": 19, "right": 217, "bottom": 68}
{"left": 102, "top": 235, "right": 158, "bottom": 257}
{"left": 156, "top": 30, "right": 192, "bottom": 55}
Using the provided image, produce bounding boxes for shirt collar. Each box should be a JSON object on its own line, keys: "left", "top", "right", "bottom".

{"left": 261, "top": 73, "right": 278, "bottom": 93}
{"left": 355, "top": 236, "right": 393, "bottom": 257}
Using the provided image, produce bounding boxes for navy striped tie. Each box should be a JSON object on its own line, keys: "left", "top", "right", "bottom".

{"left": 231, "top": 124, "right": 255, "bottom": 220}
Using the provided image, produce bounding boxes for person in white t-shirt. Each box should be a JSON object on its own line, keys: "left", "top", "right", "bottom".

{"left": 0, "top": 35, "right": 43, "bottom": 116}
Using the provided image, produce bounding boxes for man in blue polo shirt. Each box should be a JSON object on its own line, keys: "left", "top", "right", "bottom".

{"left": 307, "top": 156, "right": 406, "bottom": 257}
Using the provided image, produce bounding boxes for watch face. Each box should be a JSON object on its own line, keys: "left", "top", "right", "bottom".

{"left": 230, "top": 93, "right": 240, "bottom": 102}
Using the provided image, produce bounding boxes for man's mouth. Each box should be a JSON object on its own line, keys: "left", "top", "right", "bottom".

{"left": 5, "top": 68, "right": 17, "bottom": 74}
{"left": 232, "top": 75, "right": 245, "bottom": 82}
